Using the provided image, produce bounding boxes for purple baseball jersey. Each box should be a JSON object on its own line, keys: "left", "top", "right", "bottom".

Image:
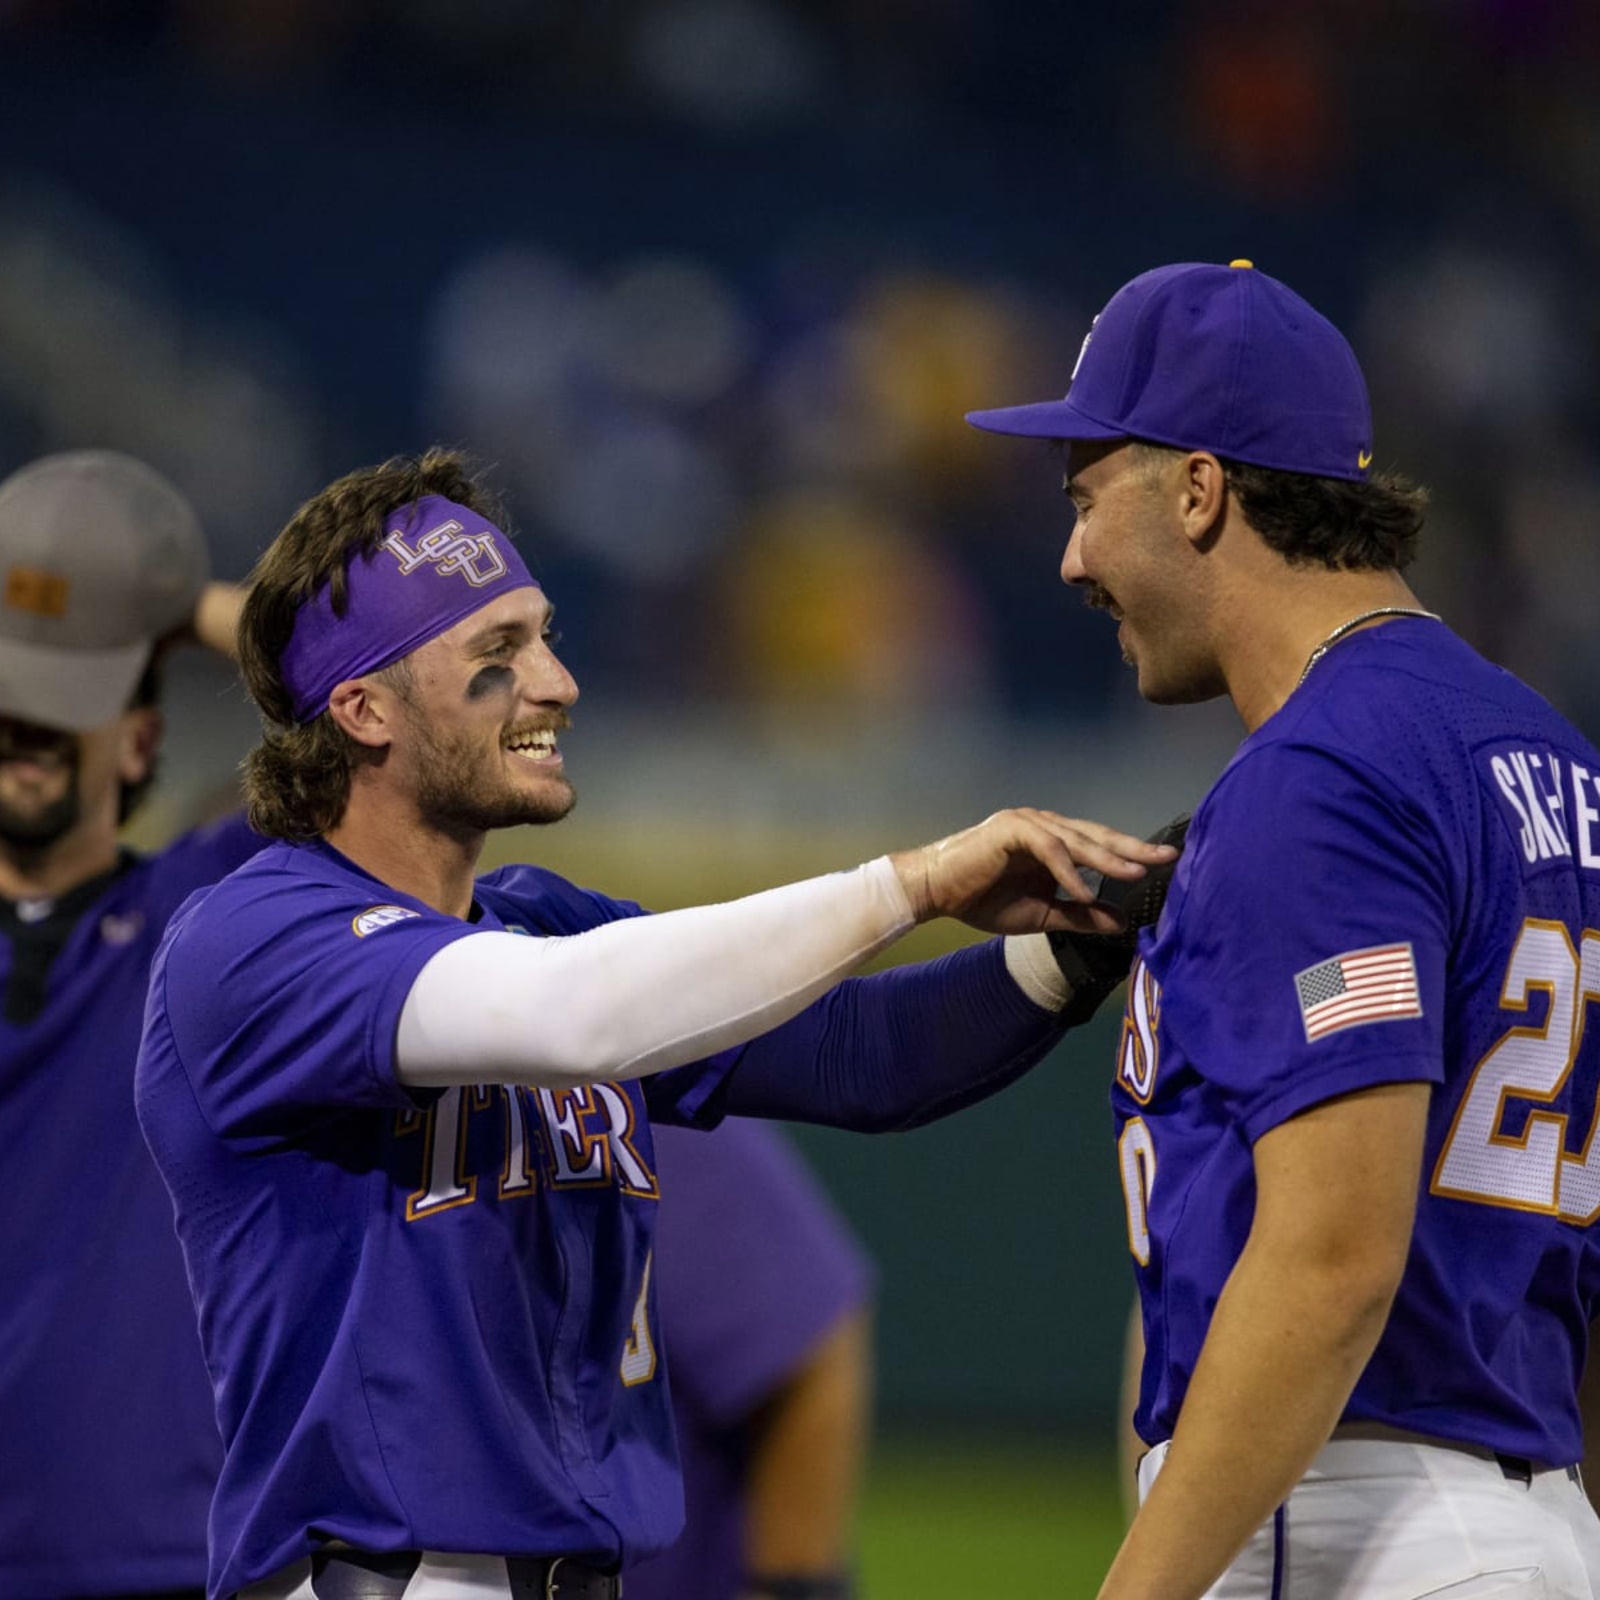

{"left": 1117, "top": 617, "right": 1600, "bottom": 1464}
{"left": 623, "top": 1121, "right": 873, "bottom": 1600}
{"left": 0, "top": 814, "right": 262, "bottom": 1599}
{"left": 138, "top": 839, "right": 886, "bottom": 1600}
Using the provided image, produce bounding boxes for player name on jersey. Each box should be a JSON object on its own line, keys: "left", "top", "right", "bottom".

{"left": 397, "top": 1081, "right": 660, "bottom": 1220}
{"left": 1487, "top": 747, "right": 1600, "bottom": 870}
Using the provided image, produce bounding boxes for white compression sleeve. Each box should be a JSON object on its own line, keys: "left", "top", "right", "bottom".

{"left": 395, "top": 857, "right": 916, "bottom": 1089}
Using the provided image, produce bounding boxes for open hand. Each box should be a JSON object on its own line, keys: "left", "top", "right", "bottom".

{"left": 888, "top": 808, "right": 1180, "bottom": 936}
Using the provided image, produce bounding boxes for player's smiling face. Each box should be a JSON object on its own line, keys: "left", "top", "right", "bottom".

{"left": 1059, "top": 439, "right": 1222, "bottom": 706}
{"left": 392, "top": 587, "right": 580, "bottom": 835}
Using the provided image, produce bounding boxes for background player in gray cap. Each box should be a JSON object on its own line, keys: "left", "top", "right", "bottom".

{"left": 970, "top": 260, "right": 1600, "bottom": 1597}
{"left": 0, "top": 450, "right": 259, "bottom": 1599}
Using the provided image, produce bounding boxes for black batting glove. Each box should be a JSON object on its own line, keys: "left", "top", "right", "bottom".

{"left": 1050, "top": 812, "right": 1189, "bottom": 1026}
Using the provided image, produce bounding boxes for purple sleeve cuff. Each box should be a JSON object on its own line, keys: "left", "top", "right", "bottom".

{"left": 715, "top": 939, "right": 1069, "bottom": 1131}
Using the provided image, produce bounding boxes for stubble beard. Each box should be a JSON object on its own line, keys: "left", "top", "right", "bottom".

{"left": 0, "top": 747, "right": 83, "bottom": 855}
{"left": 1086, "top": 585, "right": 1223, "bottom": 707}
{"left": 1133, "top": 636, "right": 1228, "bottom": 707}
{"left": 408, "top": 714, "right": 576, "bottom": 837}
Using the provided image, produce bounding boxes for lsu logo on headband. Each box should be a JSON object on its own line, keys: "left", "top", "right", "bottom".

{"left": 279, "top": 493, "right": 539, "bottom": 724}
{"left": 382, "top": 520, "right": 508, "bottom": 587}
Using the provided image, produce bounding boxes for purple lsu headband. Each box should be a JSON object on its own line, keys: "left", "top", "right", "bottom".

{"left": 280, "top": 495, "right": 539, "bottom": 723}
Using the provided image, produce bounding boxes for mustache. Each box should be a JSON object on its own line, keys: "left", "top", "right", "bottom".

{"left": 507, "top": 711, "right": 574, "bottom": 737}
{"left": 1082, "top": 584, "right": 1119, "bottom": 615}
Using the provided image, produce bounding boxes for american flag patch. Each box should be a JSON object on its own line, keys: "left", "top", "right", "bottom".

{"left": 1294, "top": 943, "right": 1422, "bottom": 1042}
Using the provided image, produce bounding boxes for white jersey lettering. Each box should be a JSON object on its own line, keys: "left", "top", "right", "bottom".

{"left": 1573, "top": 765, "right": 1600, "bottom": 871}
{"left": 539, "top": 1085, "right": 659, "bottom": 1196}
{"left": 1492, "top": 756, "right": 1538, "bottom": 863}
{"left": 402, "top": 1084, "right": 487, "bottom": 1219}
{"left": 1118, "top": 961, "right": 1161, "bottom": 1103}
{"left": 400, "top": 1083, "right": 658, "bottom": 1219}
{"left": 1510, "top": 751, "right": 1569, "bottom": 861}
{"left": 499, "top": 1087, "right": 542, "bottom": 1197}
{"left": 540, "top": 1087, "right": 608, "bottom": 1183}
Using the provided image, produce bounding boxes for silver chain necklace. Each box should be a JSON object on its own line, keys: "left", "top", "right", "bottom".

{"left": 1295, "top": 606, "right": 1441, "bottom": 690}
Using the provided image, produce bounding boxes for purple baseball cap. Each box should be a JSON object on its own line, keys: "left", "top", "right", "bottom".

{"left": 966, "top": 261, "right": 1375, "bottom": 482}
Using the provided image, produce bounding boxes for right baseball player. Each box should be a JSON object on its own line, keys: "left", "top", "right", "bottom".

{"left": 969, "top": 260, "right": 1600, "bottom": 1597}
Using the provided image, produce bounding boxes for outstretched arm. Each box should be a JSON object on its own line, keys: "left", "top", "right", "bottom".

{"left": 396, "top": 810, "right": 1177, "bottom": 1091}
{"left": 712, "top": 938, "right": 1067, "bottom": 1130}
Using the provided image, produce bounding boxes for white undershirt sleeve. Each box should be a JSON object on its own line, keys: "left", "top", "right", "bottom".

{"left": 395, "top": 856, "right": 916, "bottom": 1089}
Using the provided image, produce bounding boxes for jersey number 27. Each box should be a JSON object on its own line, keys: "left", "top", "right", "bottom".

{"left": 1433, "top": 918, "right": 1600, "bottom": 1220}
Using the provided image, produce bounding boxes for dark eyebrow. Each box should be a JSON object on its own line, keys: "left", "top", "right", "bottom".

{"left": 461, "top": 619, "right": 530, "bottom": 653}
{"left": 460, "top": 599, "right": 556, "bottom": 654}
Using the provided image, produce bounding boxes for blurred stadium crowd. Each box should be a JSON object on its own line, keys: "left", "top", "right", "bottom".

{"left": 0, "top": 0, "right": 1596, "bottom": 742}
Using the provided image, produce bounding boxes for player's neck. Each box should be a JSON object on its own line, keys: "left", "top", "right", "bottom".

{"left": 1224, "top": 571, "right": 1426, "bottom": 733}
{"left": 325, "top": 798, "right": 484, "bottom": 920}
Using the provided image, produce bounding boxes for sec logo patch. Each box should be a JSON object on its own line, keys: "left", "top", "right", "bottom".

{"left": 352, "top": 904, "right": 420, "bottom": 937}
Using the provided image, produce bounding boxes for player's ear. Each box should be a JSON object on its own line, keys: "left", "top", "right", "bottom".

{"left": 116, "top": 705, "right": 162, "bottom": 787}
{"left": 327, "top": 678, "right": 397, "bottom": 750}
{"left": 1178, "top": 451, "right": 1227, "bottom": 549}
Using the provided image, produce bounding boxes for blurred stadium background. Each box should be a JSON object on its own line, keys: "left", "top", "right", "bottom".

{"left": 7, "top": 0, "right": 1597, "bottom": 1589}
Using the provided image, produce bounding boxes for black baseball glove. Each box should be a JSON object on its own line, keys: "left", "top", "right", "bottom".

{"left": 1051, "top": 811, "right": 1190, "bottom": 1026}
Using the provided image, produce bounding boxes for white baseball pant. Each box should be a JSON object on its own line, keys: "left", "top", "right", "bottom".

{"left": 1137, "top": 1425, "right": 1600, "bottom": 1598}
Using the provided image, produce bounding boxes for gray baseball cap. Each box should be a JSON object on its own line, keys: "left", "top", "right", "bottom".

{"left": 0, "top": 450, "right": 208, "bottom": 732}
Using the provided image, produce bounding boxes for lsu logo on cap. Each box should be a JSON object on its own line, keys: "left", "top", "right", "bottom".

{"left": 382, "top": 519, "right": 508, "bottom": 588}
{"left": 353, "top": 904, "right": 421, "bottom": 937}
{"left": 1069, "top": 314, "right": 1101, "bottom": 385}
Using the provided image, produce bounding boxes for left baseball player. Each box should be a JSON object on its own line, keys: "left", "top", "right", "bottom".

{"left": 134, "top": 447, "right": 1175, "bottom": 1600}
{"left": 0, "top": 451, "right": 257, "bottom": 1600}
